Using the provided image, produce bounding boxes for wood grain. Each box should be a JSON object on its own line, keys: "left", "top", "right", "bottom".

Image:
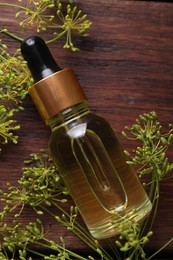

{"left": 1, "top": 0, "right": 173, "bottom": 258}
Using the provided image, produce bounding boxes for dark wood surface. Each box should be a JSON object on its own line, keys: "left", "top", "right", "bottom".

{"left": 1, "top": 0, "right": 173, "bottom": 259}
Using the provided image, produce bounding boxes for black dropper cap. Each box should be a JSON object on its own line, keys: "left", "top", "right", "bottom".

{"left": 21, "top": 36, "right": 61, "bottom": 82}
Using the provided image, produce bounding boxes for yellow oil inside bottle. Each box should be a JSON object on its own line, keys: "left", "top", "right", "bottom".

{"left": 49, "top": 103, "right": 152, "bottom": 239}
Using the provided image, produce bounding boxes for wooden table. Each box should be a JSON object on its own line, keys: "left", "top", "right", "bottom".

{"left": 0, "top": 0, "right": 173, "bottom": 259}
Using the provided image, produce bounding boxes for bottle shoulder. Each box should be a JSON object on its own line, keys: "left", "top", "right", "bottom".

{"left": 49, "top": 111, "right": 119, "bottom": 147}
{"left": 50, "top": 112, "right": 113, "bottom": 135}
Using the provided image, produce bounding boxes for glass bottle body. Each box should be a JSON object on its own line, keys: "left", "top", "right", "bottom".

{"left": 48, "top": 102, "right": 152, "bottom": 239}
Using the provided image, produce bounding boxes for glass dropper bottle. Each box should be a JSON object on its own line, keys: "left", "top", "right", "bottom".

{"left": 21, "top": 36, "right": 152, "bottom": 239}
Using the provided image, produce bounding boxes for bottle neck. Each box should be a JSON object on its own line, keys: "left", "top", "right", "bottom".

{"left": 46, "top": 101, "right": 90, "bottom": 129}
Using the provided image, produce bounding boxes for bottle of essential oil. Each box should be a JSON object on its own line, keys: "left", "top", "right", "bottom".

{"left": 21, "top": 36, "right": 152, "bottom": 239}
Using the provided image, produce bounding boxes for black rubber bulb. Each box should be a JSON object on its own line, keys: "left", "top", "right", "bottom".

{"left": 21, "top": 36, "right": 61, "bottom": 82}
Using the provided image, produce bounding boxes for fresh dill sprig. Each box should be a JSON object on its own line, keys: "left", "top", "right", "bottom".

{"left": 0, "top": 150, "right": 68, "bottom": 220}
{"left": 117, "top": 111, "right": 173, "bottom": 259}
{"left": 0, "top": 150, "right": 110, "bottom": 260}
{"left": 0, "top": 0, "right": 92, "bottom": 51}
{"left": 0, "top": 41, "right": 32, "bottom": 100}
{"left": 16, "top": 0, "right": 55, "bottom": 33}
{"left": 122, "top": 111, "right": 173, "bottom": 181}
{"left": 0, "top": 41, "right": 32, "bottom": 150}
{"left": 0, "top": 106, "right": 20, "bottom": 150}
{"left": 1, "top": 219, "right": 87, "bottom": 260}
{"left": 115, "top": 219, "right": 153, "bottom": 259}
{"left": 49, "top": 2, "right": 92, "bottom": 51}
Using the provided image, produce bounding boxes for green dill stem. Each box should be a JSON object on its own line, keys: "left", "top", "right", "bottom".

{"left": 30, "top": 240, "right": 89, "bottom": 260}
{"left": 0, "top": 29, "right": 23, "bottom": 42}
{"left": 45, "top": 30, "right": 67, "bottom": 44}
{"left": 39, "top": 203, "right": 112, "bottom": 260}
{"left": 50, "top": 202, "right": 113, "bottom": 260}
{"left": 147, "top": 170, "right": 160, "bottom": 233}
{"left": 147, "top": 236, "right": 173, "bottom": 260}
{"left": 136, "top": 168, "right": 160, "bottom": 259}
{"left": 140, "top": 169, "right": 159, "bottom": 239}
{"left": 45, "top": 23, "right": 64, "bottom": 30}
{"left": 106, "top": 239, "right": 121, "bottom": 259}
{"left": 1, "top": 246, "right": 9, "bottom": 259}
{"left": 128, "top": 248, "right": 145, "bottom": 260}
{"left": 26, "top": 247, "right": 53, "bottom": 258}
{"left": 124, "top": 241, "right": 147, "bottom": 260}
{"left": 39, "top": 204, "right": 93, "bottom": 242}
{"left": 0, "top": 3, "right": 26, "bottom": 10}
{"left": 71, "top": 224, "right": 112, "bottom": 260}
{"left": 44, "top": 201, "right": 93, "bottom": 240}
{"left": 137, "top": 246, "right": 147, "bottom": 260}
